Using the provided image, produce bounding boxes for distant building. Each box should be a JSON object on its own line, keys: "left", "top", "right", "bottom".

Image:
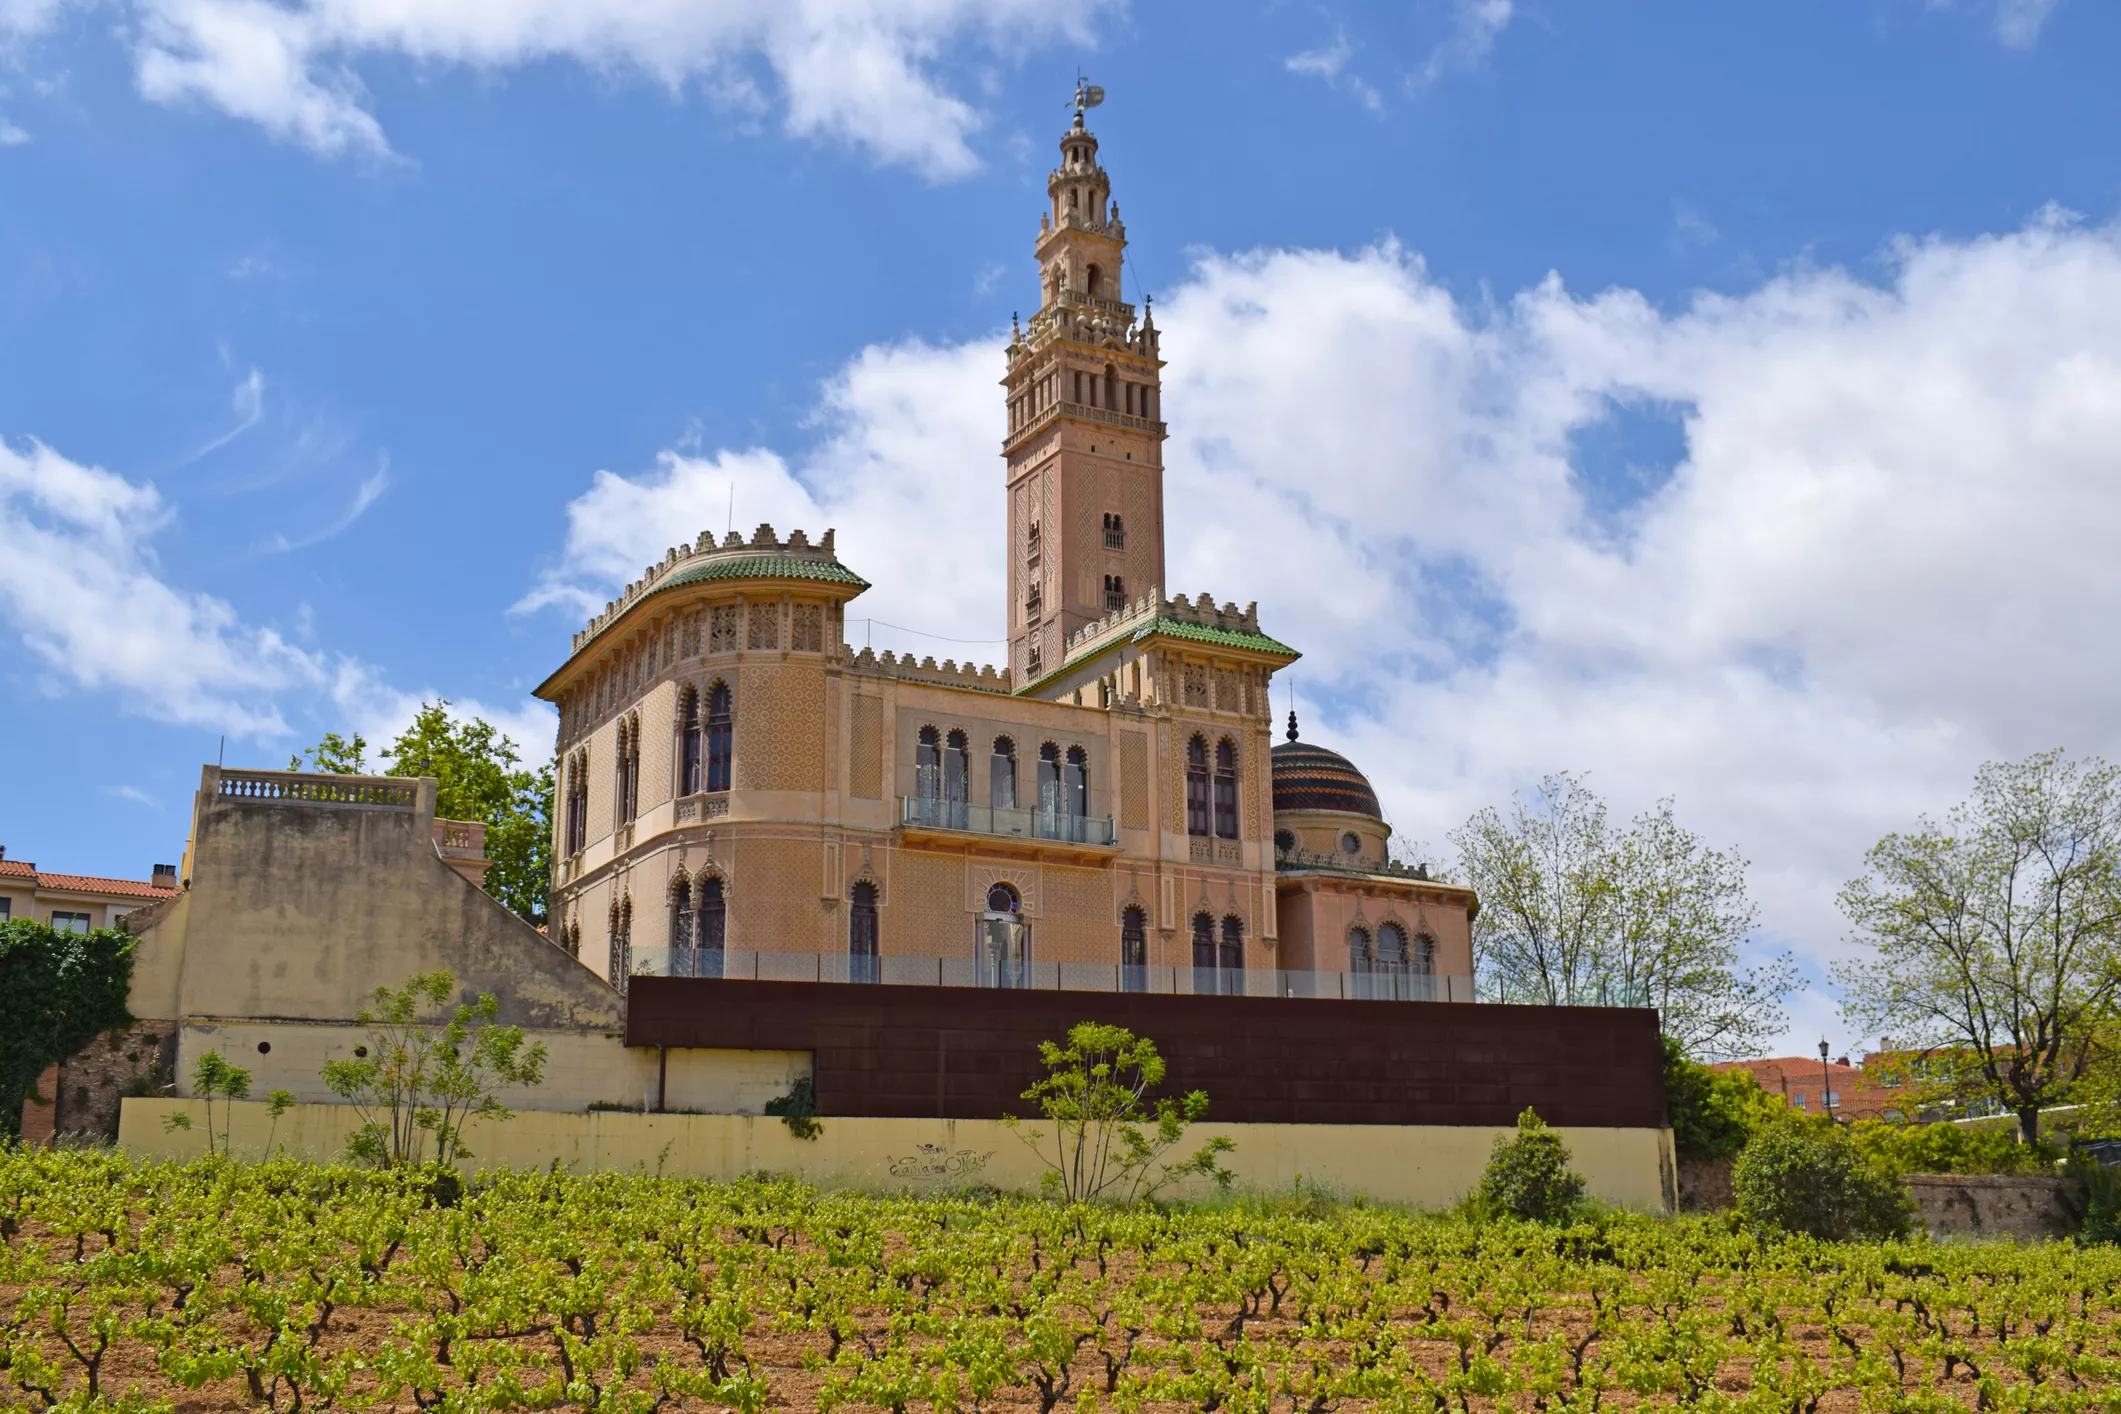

{"left": 0, "top": 845, "right": 177, "bottom": 932}
{"left": 1714, "top": 1054, "right": 1910, "bottom": 1122}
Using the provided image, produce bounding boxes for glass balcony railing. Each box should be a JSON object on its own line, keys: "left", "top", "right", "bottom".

{"left": 623, "top": 946, "right": 1475, "bottom": 1002}
{"left": 899, "top": 795, "right": 1116, "bottom": 847}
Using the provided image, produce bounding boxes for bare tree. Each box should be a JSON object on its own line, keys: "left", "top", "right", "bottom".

{"left": 1452, "top": 773, "right": 1790, "bottom": 1059}
{"left": 1837, "top": 751, "right": 2121, "bottom": 1144}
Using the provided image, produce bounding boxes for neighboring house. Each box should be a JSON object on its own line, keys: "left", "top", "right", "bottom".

{"left": 0, "top": 846, "right": 178, "bottom": 932}
{"left": 1713, "top": 1054, "right": 1911, "bottom": 1122}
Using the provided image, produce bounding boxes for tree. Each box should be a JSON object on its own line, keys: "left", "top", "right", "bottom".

{"left": 1475, "top": 1108, "right": 1587, "bottom": 1223}
{"left": 293, "top": 702, "right": 554, "bottom": 926}
{"left": 1003, "top": 1022, "right": 1234, "bottom": 1204}
{"left": 1451, "top": 773, "right": 1793, "bottom": 1059}
{"left": 287, "top": 730, "right": 370, "bottom": 773}
{"left": 1661, "top": 1037, "right": 1784, "bottom": 1163}
{"left": 320, "top": 970, "right": 548, "bottom": 1167}
{"left": 0, "top": 920, "right": 135, "bottom": 1141}
{"left": 161, "top": 1050, "right": 251, "bottom": 1157}
{"left": 1836, "top": 750, "right": 2121, "bottom": 1145}
{"left": 1730, "top": 1119, "right": 1911, "bottom": 1241}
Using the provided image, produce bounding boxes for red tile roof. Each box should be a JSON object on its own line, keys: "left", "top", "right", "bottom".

{"left": 30, "top": 872, "right": 178, "bottom": 901}
{"left": 0, "top": 860, "right": 176, "bottom": 901}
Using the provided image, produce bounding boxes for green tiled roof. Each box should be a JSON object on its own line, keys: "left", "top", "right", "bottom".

{"left": 1131, "top": 616, "right": 1298, "bottom": 656}
{"left": 1017, "top": 614, "right": 1300, "bottom": 696}
{"left": 657, "top": 556, "right": 870, "bottom": 591}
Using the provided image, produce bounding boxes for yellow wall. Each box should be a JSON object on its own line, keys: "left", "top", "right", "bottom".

{"left": 119, "top": 1098, "right": 1675, "bottom": 1213}
{"left": 175, "top": 1020, "right": 808, "bottom": 1116}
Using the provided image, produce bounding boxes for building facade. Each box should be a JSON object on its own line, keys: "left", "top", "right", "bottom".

{"left": 0, "top": 845, "right": 177, "bottom": 932}
{"left": 534, "top": 100, "right": 1477, "bottom": 1002}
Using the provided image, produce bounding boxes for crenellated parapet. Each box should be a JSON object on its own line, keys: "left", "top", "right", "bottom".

{"left": 846, "top": 648, "right": 1014, "bottom": 695}
{"left": 570, "top": 524, "right": 865, "bottom": 654}
{"left": 1063, "top": 589, "right": 1266, "bottom": 658}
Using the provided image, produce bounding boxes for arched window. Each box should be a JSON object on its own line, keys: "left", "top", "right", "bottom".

{"left": 696, "top": 877, "right": 726, "bottom": 979}
{"left": 1104, "top": 575, "right": 1126, "bottom": 613}
{"left": 1376, "top": 922, "right": 1410, "bottom": 1000}
{"left": 980, "top": 883, "right": 1028, "bottom": 989}
{"left": 1103, "top": 513, "right": 1125, "bottom": 550}
{"left": 1348, "top": 925, "right": 1373, "bottom": 1000}
{"left": 1036, "top": 742, "right": 1062, "bottom": 834}
{"left": 1120, "top": 905, "right": 1147, "bottom": 991}
{"left": 914, "top": 725, "right": 941, "bottom": 823}
{"left": 1219, "top": 916, "right": 1245, "bottom": 995}
{"left": 1027, "top": 640, "right": 1043, "bottom": 678}
{"left": 562, "top": 753, "right": 586, "bottom": 856}
{"left": 1411, "top": 930, "right": 1436, "bottom": 978}
{"left": 678, "top": 688, "right": 702, "bottom": 796}
{"left": 991, "top": 736, "right": 1018, "bottom": 811}
{"left": 1213, "top": 739, "right": 1239, "bottom": 840}
{"left": 1190, "top": 912, "right": 1217, "bottom": 995}
{"left": 1103, "top": 364, "right": 1116, "bottom": 411}
{"left": 1085, "top": 263, "right": 1101, "bottom": 296}
{"left": 1063, "top": 746, "right": 1089, "bottom": 840}
{"left": 849, "top": 881, "right": 879, "bottom": 984}
{"left": 669, "top": 873, "right": 693, "bottom": 974}
{"left": 1185, "top": 735, "right": 1211, "bottom": 837}
{"left": 617, "top": 716, "right": 640, "bottom": 824}
{"left": 944, "top": 729, "right": 969, "bottom": 828}
{"left": 706, "top": 684, "right": 733, "bottom": 792}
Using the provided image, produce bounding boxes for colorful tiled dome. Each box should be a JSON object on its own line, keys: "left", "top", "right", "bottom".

{"left": 1271, "top": 713, "right": 1383, "bottom": 820}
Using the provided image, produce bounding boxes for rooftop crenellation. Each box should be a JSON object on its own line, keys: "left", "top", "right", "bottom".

{"left": 847, "top": 648, "right": 1013, "bottom": 695}
{"left": 1064, "top": 589, "right": 1264, "bottom": 655}
{"left": 571, "top": 524, "right": 844, "bottom": 653}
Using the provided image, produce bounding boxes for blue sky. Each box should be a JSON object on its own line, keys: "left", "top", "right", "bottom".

{"left": 5, "top": 0, "right": 2120, "bottom": 1057}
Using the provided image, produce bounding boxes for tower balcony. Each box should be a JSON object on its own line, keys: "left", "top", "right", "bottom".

{"left": 1003, "top": 398, "right": 1165, "bottom": 452}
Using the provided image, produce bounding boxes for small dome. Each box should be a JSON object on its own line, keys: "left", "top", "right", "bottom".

{"left": 1271, "top": 714, "right": 1383, "bottom": 820}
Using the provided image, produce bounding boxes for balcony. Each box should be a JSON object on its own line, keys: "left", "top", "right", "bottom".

{"left": 625, "top": 946, "right": 1474, "bottom": 1001}
{"left": 899, "top": 795, "right": 1117, "bottom": 848}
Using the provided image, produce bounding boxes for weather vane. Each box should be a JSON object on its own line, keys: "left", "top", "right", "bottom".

{"left": 1073, "top": 73, "right": 1105, "bottom": 117}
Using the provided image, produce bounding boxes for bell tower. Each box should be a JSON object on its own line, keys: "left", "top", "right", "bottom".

{"left": 1002, "top": 82, "right": 1166, "bottom": 687}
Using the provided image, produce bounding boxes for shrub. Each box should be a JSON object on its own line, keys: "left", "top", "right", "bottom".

{"left": 1662, "top": 1038, "right": 1783, "bottom": 1162}
{"left": 1731, "top": 1119, "right": 1912, "bottom": 1240}
{"left": 2068, "top": 1153, "right": 2121, "bottom": 1246}
{"left": 1003, "top": 1021, "right": 1234, "bottom": 1203}
{"left": 1476, "top": 1108, "right": 1587, "bottom": 1223}
{"left": 765, "top": 1076, "right": 822, "bottom": 1141}
{"left": 1842, "top": 1117, "right": 2057, "bottom": 1176}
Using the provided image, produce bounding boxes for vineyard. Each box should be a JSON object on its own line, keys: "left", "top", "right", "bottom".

{"left": 5, "top": 1148, "right": 2121, "bottom": 1414}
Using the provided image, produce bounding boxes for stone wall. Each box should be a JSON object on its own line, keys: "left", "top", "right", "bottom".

{"left": 1677, "top": 1156, "right": 1735, "bottom": 1212}
{"left": 1905, "top": 1173, "right": 2081, "bottom": 1240}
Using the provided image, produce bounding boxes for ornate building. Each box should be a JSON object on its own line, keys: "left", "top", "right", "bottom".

{"left": 534, "top": 96, "right": 1477, "bottom": 1003}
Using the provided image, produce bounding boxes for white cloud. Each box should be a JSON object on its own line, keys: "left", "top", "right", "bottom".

{"left": 259, "top": 455, "right": 390, "bottom": 552}
{"left": 519, "top": 334, "right": 1006, "bottom": 659}
{"left": 0, "top": 116, "right": 26, "bottom": 144}
{"left": 180, "top": 365, "right": 265, "bottom": 465}
{"left": 104, "top": 784, "right": 165, "bottom": 809}
{"left": 1286, "top": 27, "right": 1382, "bottom": 113}
{"left": 532, "top": 209, "right": 2121, "bottom": 1059}
{"left": 0, "top": 435, "right": 552, "bottom": 757}
{"left": 1410, "top": 0, "right": 1513, "bottom": 90}
{"left": 1993, "top": 0, "right": 2059, "bottom": 47}
{"left": 0, "top": 436, "right": 324, "bottom": 735}
{"left": 0, "top": 0, "right": 69, "bottom": 41}
{"left": 126, "top": 0, "right": 1112, "bottom": 176}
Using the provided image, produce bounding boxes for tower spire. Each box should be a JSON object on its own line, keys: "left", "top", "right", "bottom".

{"left": 999, "top": 94, "right": 1167, "bottom": 688}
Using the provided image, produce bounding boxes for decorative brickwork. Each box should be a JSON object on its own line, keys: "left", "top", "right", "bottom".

{"left": 1183, "top": 662, "right": 1208, "bottom": 706}
{"left": 792, "top": 603, "right": 823, "bottom": 652}
{"left": 1214, "top": 667, "right": 1238, "bottom": 712}
{"left": 710, "top": 605, "right": 739, "bottom": 654}
{"left": 1118, "top": 731, "right": 1148, "bottom": 830}
{"left": 1037, "top": 863, "right": 1113, "bottom": 964}
{"left": 885, "top": 849, "right": 965, "bottom": 957}
{"left": 746, "top": 602, "right": 780, "bottom": 651}
{"left": 732, "top": 835, "right": 830, "bottom": 952}
{"left": 850, "top": 695, "right": 884, "bottom": 799}
{"left": 735, "top": 661, "right": 826, "bottom": 791}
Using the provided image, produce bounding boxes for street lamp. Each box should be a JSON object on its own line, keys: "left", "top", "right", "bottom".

{"left": 1818, "top": 1037, "right": 1833, "bottom": 1123}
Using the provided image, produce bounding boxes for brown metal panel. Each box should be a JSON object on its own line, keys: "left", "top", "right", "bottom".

{"left": 626, "top": 978, "right": 1668, "bottom": 1128}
